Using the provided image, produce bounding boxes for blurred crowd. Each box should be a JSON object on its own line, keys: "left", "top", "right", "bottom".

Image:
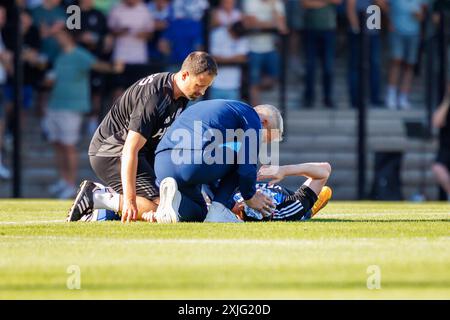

{"left": 0, "top": 0, "right": 449, "bottom": 199}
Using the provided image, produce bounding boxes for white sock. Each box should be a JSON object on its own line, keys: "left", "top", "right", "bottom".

{"left": 399, "top": 93, "right": 408, "bottom": 103}
{"left": 93, "top": 188, "right": 120, "bottom": 212}
{"left": 387, "top": 86, "right": 397, "bottom": 98}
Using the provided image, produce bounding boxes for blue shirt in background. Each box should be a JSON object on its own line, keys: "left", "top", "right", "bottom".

{"left": 389, "top": 0, "right": 427, "bottom": 35}
{"left": 48, "top": 47, "right": 96, "bottom": 113}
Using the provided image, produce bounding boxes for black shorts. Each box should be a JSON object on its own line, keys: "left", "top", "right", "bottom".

{"left": 89, "top": 155, "right": 159, "bottom": 200}
{"left": 435, "top": 147, "right": 450, "bottom": 168}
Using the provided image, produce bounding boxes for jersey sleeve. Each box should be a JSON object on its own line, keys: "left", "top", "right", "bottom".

{"left": 127, "top": 95, "right": 158, "bottom": 140}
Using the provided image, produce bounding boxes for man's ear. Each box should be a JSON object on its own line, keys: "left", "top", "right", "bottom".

{"left": 261, "top": 118, "right": 269, "bottom": 129}
{"left": 181, "top": 71, "right": 189, "bottom": 81}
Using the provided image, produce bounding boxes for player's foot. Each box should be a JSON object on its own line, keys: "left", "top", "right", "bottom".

{"left": 67, "top": 180, "right": 98, "bottom": 222}
{"left": 311, "top": 186, "right": 332, "bottom": 217}
{"left": 154, "top": 177, "right": 181, "bottom": 223}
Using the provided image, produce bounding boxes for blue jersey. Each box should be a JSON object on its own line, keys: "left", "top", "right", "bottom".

{"left": 156, "top": 99, "right": 262, "bottom": 200}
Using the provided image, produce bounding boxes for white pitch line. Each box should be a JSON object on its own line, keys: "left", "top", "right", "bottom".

{"left": 0, "top": 220, "right": 65, "bottom": 225}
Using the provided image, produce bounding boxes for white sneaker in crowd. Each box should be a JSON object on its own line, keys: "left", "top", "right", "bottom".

{"left": 48, "top": 179, "right": 68, "bottom": 195}
{"left": 385, "top": 89, "right": 398, "bottom": 110}
{"left": 58, "top": 184, "right": 77, "bottom": 199}
{"left": 0, "top": 164, "right": 11, "bottom": 180}
{"left": 398, "top": 94, "right": 411, "bottom": 110}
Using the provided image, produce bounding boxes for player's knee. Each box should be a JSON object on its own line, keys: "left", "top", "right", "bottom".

{"left": 321, "top": 162, "right": 332, "bottom": 177}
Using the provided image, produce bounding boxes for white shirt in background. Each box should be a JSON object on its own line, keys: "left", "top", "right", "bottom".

{"left": 215, "top": 8, "right": 242, "bottom": 27}
{"left": 108, "top": 2, "right": 154, "bottom": 64}
{"left": 210, "top": 27, "right": 249, "bottom": 90}
{"left": 242, "top": 0, "right": 285, "bottom": 53}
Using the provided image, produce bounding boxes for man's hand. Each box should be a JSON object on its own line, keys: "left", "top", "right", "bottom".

{"left": 245, "top": 189, "right": 276, "bottom": 217}
{"left": 121, "top": 197, "right": 138, "bottom": 223}
{"left": 257, "top": 165, "right": 285, "bottom": 184}
{"left": 142, "top": 211, "right": 156, "bottom": 222}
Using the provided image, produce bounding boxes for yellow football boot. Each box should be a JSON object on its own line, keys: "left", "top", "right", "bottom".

{"left": 311, "top": 186, "right": 332, "bottom": 217}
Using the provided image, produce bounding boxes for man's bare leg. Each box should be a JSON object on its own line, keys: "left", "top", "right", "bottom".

{"left": 117, "top": 195, "right": 159, "bottom": 220}
{"left": 432, "top": 163, "right": 450, "bottom": 196}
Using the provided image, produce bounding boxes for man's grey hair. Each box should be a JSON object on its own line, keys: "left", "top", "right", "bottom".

{"left": 254, "top": 104, "right": 284, "bottom": 133}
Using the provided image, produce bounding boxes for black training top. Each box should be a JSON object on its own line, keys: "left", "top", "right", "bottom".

{"left": 89, "top": 72, "right": 189, "bottom": 158}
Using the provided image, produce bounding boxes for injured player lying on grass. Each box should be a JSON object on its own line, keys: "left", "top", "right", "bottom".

{"left": 71, "top": 162, "right": 332, "bottom": 223}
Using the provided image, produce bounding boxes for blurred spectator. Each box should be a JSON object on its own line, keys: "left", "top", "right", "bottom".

{"left": 26, "top": 0, "right": 44, "bottom": 9}
{"left": 242, "top": 0, "right": 288, "bottom": 106}
{"left": 31, "top": 0, "right": 66, "bottom": 64}
{"left": 301, "top": 0, "right": 342, "bottom": 109}
{"left": 431, "top": 0, "right": 450, "bottom": 200}
{"left": 3, "top": 10, "right": 45, "bottom": 134}
{"left": 210, "top": 21, "right": 249, "bottom": 100}
{"left": 158, "top": 0, "right": 209, "bottom": 69}
{"left": 78, "top": 0, "right": 109, "bottom": 135}
{"left": 0, "top": 5, "right": 12, "bottom": 180}
{"left": 346, "top": 0, "right": 384, "bottom": 108}
{"left": 43, "top": 29, "right": 122, "bottom": 198}
{"left": 385, "top": 0, "right": 426, "bottom": 110}
{"left": 31, "top": 0, "right": 66, "bottom": 120}
{"left": 211, "top": 0, "right": 242, "bottom": 29}
{"left": 432, "top": 83, "right": 450, "bottom": 201}
{"left": 285, "top": 0, "right": 305, "bottom": 79}
{"left": 108, "top": 0, "right": 154, "bottom": 98}
{"left": 94, "top": 0, "right": 120, "bottom": 15}
{"left": 147, "top": 0, "right": 171, "bottom": 62}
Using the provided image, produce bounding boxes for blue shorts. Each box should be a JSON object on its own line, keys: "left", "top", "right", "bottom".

{"left": 249, "top": 51, "right": 280, "bottom": 85}
{"left": 389, "top": 33, "right": 420, "bottom": 65}
{"left": 155, "top": 149, "right": 242, "bottom": 222}
{"left": 4, "top": 85, "right": 34, "bottom": 110}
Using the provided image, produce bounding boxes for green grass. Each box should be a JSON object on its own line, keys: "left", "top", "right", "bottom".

{"left": 0, "top": 200, "right": 449, "bottom": 299}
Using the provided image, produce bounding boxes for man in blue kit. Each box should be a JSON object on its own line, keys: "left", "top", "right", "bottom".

{"left": 147, "top": 99, "right": 284, "bottom": 223}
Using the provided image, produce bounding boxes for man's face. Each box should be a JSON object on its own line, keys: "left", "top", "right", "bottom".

{"left": 80, "top": 0, "right": 94, "bottom": 8}
{"left": 124, "top": 0, "right": 140, "bottom": 7}
{"left": 0, "top": 7, "right": 6, "bottom": 28}
{"left": 180, "top": 71, "right": 215, "bottom": 101}
{"left": 221, "top": 0, "right": 235, "bottom": 11}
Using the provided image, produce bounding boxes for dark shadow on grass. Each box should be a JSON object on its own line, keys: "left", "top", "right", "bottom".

{"left": 2, "top": 280, "right": 450, "bottom": 292}
{"left": 310, "top": 219, "right": 450, "bottom": 223}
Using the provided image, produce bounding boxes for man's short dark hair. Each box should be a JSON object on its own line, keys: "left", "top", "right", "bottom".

{"left": 181, "top": 51, "right": 218, "bottom": 76}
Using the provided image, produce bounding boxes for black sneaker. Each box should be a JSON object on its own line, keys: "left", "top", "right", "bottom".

{"left": 67, "top": 180, "right": 98, "bottom": 222}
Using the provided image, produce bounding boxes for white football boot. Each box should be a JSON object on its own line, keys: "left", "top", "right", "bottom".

{"left": 154, "top": 177, "right": 181, "bottom": 223}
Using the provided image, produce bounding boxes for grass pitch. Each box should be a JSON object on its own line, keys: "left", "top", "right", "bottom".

{"left": 0, "top": 200, "right": 449, "bottom": 299}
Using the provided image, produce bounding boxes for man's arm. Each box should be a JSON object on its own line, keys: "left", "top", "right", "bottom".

{"left": 346, "top": 0, "right": 360, "bottom": 33}
{"left": 258, "top": 163, "right": 332, "bottom": 184}
{"left": 433, "top": 92, "right": 450, "bottom": 129}
{"left": 121, "top": 130, "right": 147, "bottom": 222}
{"left": 91, "top": 60, "right": 125, "bottom": 74}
